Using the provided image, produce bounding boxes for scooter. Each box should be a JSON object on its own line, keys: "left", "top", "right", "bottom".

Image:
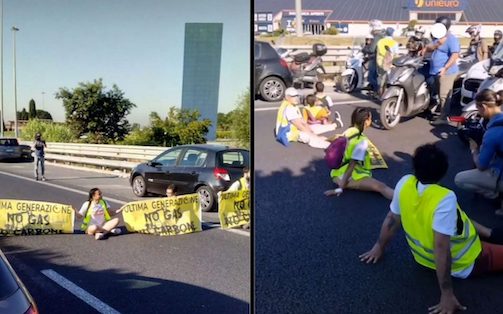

{"left": 287, "top": 44, "right": 327, "bottom": 89}
{"left": 340, "top": 46, "right": 369, "bottom": 93}
{"left": 379, "top": 55, "right": 431, "bottom": 129}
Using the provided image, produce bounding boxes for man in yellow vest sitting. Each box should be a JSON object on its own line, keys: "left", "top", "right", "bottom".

{"left": 275, "top": 87, "right": 335, "bottom": 149}
{"left": 360, "top": 144, "right": 503, "bottom": 313}
{"left": 227, "top": 167, "right": 250, "bottom": 192}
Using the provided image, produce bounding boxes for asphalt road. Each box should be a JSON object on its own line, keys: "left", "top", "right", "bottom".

{"left": 0, "top": 164, "right": 249, "bottom": 314}
{"left": 254, "top": 89, "right": 503, "bottom": 314}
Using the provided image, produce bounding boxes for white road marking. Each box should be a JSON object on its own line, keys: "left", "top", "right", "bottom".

{"left": 41, "top": 269, "right": 121, "bottom": 314}
{"left": 0, "top": 170, "right": 250, "bottom": 237}
{"left": 254, "top": 99, "right": 371, "bottom": 111}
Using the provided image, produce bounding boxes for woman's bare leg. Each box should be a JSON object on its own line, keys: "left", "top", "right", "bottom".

{"left": 101, "top": 218, "right": 119, "bottom": 234}
{"left": 346, "top": 177, "right": 394, "bottom": 200}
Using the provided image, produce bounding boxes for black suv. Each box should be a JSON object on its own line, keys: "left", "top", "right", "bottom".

{"left": 130, "top": 144, "right": 249, "bottom": 212}
{"left": 254, "top": 41, "right": 293, "bottom": 102}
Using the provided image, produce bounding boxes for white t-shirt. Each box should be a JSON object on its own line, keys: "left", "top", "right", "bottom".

{"left": 390, "top": 175, "right": 474, "bottom": 278}
{"left": 284, "top": 105, "right": 302, "bottom": 122}
{"left": 79, "top": 200, "right": 110, "bottom": 227}
{"left": 351, "top": 140, "right": 368, "bottom": 162}
{"left": 227, "top": 178, "right": 249, "bottom": 192}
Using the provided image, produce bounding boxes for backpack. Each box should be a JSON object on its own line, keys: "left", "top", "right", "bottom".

{"left": 324, "top": 133, "right": 359, "bottom": 169}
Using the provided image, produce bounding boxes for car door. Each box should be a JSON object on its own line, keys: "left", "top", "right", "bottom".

{"left": 144, "top": 147, "right": 183, "bottom": 195}
{"left": 254, "top": 42, "right": 264, "bottom": 93}
{"left": 175, "top": 148, "right": 209, "bottom": 194}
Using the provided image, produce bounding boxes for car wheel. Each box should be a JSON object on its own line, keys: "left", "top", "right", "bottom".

{"left": 197, "top": 186, "right": 215, "bottom": 212}
{"left": 132, "top": 175, "right": 147, "bottom": 197}
{"left": 259, "top": 76, "right": 286, "bottom": 102}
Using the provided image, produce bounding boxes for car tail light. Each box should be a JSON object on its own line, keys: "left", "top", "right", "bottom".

{"left": 213, "top": 167, "right": 230, "bottom": 181}
{"left": 280, "top": 58, "right": 289, "bottom": 69}
{"left": 24, "top": 305, "right": 39, "bottom": 314}
{"left": 449, "top": 116, "right": 466, "bottom": 124}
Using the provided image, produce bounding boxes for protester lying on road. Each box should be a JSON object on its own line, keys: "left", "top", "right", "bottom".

{"left": 275, "top": 87, "right": 336, "bottom": 149}
{"left": 75, "top": 188, "right": 123, "bottom": 240}
{"left": 360, "top": 144, "right": 503, "bottom": 314}
{"left": 455, "top": 89, "right": 503, "bottom": 216}
{"left": 324, "top": 107, "right": 394, "bottom": 200}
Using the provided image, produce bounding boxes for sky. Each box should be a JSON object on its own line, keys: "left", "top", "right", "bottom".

{"left": 0, "top": 0, "right": 250, "bottom": 125}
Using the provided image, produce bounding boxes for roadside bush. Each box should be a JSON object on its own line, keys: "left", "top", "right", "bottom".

{"left": 323, "top": 27, "right": 339, "bottom": 35}
{"left": 272, "top": 29, "right": 286, "bottom": 37}
{"left": 231, "top": 91, "right": 250, "bottom": 149}
{"left": 21, "top": 119, "right": 76, "bottom": 142}
{"left": 216, "top": 130, "right": 233, "bottom": 139}
{"left": 121, "top": 127, "right": 156, "bottom": 146}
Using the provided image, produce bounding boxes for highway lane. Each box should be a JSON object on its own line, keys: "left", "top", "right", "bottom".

{"left": 254, "top": 92, "right": 503, "bottom": 314}
{"left": 0, "top": 171, "right": 249, "bottom": 314}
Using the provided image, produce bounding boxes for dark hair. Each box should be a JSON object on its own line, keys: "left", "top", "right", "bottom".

{"left": 351, "top": 107, "right": 371, "bottom": 134}
{"left": 435, "top": 16, "right": 451, "bottom": 30}
{"left": 475, "top": 89, "right": 503, "bottom": 107}
{"left": 88, "top": 188, "right": 101, "bottom": 202}
{"left": 315, "top": 82, "right": 324, "bottom": 93}
{"left": 413, "top": 144, "right": 448, "bottom": 184}
{"left": 167, "top": 184, "right": 177, "bottom": 193}
{"left": 243, "top": 167, "right": 249, "bottom": 174}
{"left": 305, "top": 94, "right": 317, "bottom": 106}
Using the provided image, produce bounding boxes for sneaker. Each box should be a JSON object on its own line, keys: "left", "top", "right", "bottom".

{"left": 430, "top": 118, "right": 449, "bottom": 126}
{"left": 94, "top": 232, "right": 104, "bottom": 240}
{"left": 35, "top": 177, "right": 39, "bottom": 181}
{"left": 41, "top": 177, "right": 46, "bottom": 181}
{"left": 110, "top": 228, "right": 122, "bottom": 235}
{"left": 333, "top": 111, "right": 344, "bottom": 129}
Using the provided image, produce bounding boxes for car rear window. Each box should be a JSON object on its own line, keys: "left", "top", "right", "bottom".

{"left": 0, "top": 139, "right": 18, "bottom": 146}
{"left": 0, "top": 254, "right": 20, "bottom": 300}
{"left": 256, "top": 42, "right": 279, "bottom": 60}
{"left": 218, "top": 150, "right": 249, "bottom": 168}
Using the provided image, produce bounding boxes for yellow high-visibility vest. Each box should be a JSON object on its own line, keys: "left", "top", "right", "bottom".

{"left": 330, "top": 127, "right": 372, "bottom": 181}
{"left": 399, "top": 176, "right": 481, "bottom": 272}
{"left": 81, "top": 199, "right": 111, "bottom": 231}
{"left": 276, "top": 100, "right": 300, "bottom": 142}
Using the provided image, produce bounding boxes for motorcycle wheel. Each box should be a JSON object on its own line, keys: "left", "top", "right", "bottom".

{"left": 380, "top": 96, "right": 402, "bottom": 130}
{"left": 341, "top": 72, "right": 358, "bottom": 93}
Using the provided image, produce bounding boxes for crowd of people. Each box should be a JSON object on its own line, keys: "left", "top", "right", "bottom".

{"left": 274, "top": 16, "right": 503, "bottom": 313}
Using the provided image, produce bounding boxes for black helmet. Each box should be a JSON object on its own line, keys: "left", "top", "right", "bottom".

{"left": 435, "top": 16, "right": 451, "bottom": 30}
{"left": 495, "top": 30, "right": 503, "bottom": 39}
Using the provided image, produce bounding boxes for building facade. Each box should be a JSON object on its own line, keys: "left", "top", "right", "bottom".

{"left": 181, "top": 23, "right": 223, "bottom": 141}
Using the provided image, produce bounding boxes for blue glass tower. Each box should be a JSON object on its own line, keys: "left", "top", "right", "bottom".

{"left": 181, "top": 23, "right": 223, "bottom": 141}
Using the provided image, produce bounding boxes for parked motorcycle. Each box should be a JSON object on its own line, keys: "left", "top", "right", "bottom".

{"left": 341, "top": 39, "right": 369, "bottom": 93}
{"left": 379, "top": 55, "right": 431, "bottom": 129}
{"left": 286, "top": 43, "right": 327, "bottom": 89}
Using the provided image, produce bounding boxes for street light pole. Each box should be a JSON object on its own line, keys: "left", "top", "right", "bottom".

{"left": 42, "top": 91, "right": 45, "bottom": 110}
{"left": 12, "top": 26, "right": 18, "bottom": 138}
{"left": 295, "top": 0, "right": 303, "bottom": 37}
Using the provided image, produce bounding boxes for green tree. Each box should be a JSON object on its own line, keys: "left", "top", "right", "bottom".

{"left": 36, "top": 109, "right": 53, "bottom": 120}
{"left": 56, "top": 79, "right": 136, "bottom": 143}
{"left": 17, "top": 108, "right": 29, "bottom": 120}
{"left": 29, "top": 99, "right": 37, "bottom": 119}
{"left": 231, "top": 91, "right": 250, "bottom": 149}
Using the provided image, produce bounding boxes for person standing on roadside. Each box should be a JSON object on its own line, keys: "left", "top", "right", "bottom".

{"left": 33, "top": 132, "right": 47, "bottom": 181}
{"left": 367, "top": 20, "right": 385, "bottom": 96}
{"left": 489, "top": 30, "right": 502, "bottom": 58}
{"left": 423, "top": 17, "right": 460, "bottom": 126}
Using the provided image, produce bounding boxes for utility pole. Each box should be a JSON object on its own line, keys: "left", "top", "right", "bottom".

{"left": 12, "top": 26, "right": 19, "bottom": 138}
{"left": 0, "top": 0, "right": 3, "bottom": 137}
{"left": 295, "top": 0, "right": 303, "bottom": 37}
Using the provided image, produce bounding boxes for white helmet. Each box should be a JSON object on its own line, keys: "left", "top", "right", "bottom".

{"left": 431, "top": 23, "right": 447, "bottom": 39}
{"left": 415, "top": 26, "right": 425, "bottom": 35}
{"left": 369, "top": 19, "right": 383, "bottom": 31}
{"left": 466, "top": 25, "right": 481, "bottom": 36}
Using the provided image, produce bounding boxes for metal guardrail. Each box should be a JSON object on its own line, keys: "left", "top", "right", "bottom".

{"left": 281, "top": 45, "right": 468, "bottom": 74}
{"left": 19, "top": 141, "right": 233, "bottom": 173}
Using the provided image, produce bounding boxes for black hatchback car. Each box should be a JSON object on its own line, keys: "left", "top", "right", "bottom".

{"left": 130, "top": 144, "right": 249, "bottom": 212}
{"left": 254, "top": 41, "right": 293, "bottom": 102}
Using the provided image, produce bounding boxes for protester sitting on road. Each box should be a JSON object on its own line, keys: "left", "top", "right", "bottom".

{"left": 360, "top": 144, "right": 503, "bottom": 314}
{"left": 275, "top": 87, "right": 335, "bottom": 149}
{"left": 314, "top": 82, "right": 343, "bottom": 128}
{"left": 227, "top": 167, "right": 250, "bottom": 192}
{"left": 324, "top": 107, "right": 394, "bottom": 200}
{"left": 303, "top": 94, "right": 331, "bottom": 125}
{"left": 166, "top": 184, "right": 177, "bottom": 197}
{"left": 455, "top": 89, "right": 503, "bottom": 215}
{"left": 75, "top": 188, "right": 123, "bottom": 240}
{"left": 33, "top": 132, "right": 47, "bottom": 181}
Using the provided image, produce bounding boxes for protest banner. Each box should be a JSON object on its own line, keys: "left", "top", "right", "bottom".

{"left": 0, "top": 199, "right": 75, "bottom": 236}
{"left": 367, "top": 140, "right": 388, "bottom": 169}
{"left": 120, "top": 194, "right": 202, "bottom": 236}
{"left": 218, "top": 190, "right": 250, "bottom": 229}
